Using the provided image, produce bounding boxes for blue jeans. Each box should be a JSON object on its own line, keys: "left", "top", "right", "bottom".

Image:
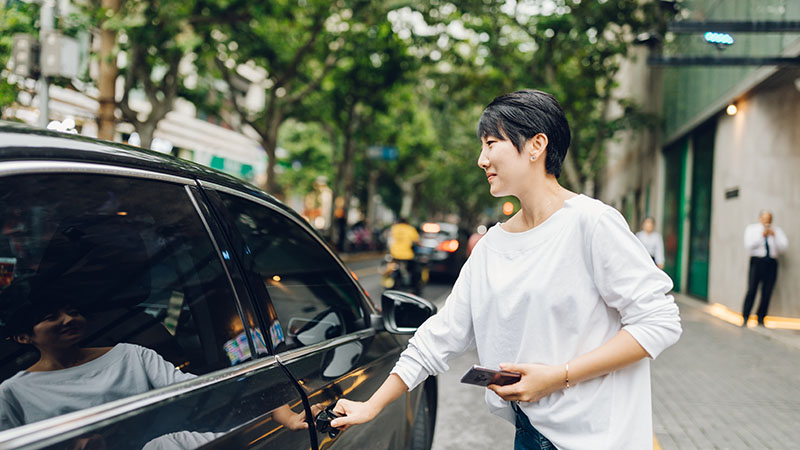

{"left": 513, "top": 402, "right": 554, "bottom": 450}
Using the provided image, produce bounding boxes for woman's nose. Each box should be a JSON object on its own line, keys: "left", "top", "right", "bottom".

{"left": 477, "top": 149, "right": 489, "bottom": 169}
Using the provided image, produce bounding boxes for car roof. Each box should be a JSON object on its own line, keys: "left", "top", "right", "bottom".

{"left": 0, "top": 121, "right": 302, "bottom": 221}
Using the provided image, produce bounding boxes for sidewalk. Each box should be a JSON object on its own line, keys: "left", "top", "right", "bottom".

{"left": 338, "top": 251, "right": 384, "bottom": 264}
{"left": 652, "top": 294, "right": 800, "bottom": 449}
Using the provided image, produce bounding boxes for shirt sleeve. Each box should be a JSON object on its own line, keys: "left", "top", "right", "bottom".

{"left": 589, "top": 209, "right": 682, "bottom": 359}
{"left": 390, "top": 257, "right": 476, "bottom": 391}
{"left": 775, "top": 226, "right": 789, "bottom": 253}
{"left": 0, "top": 390, "right": 22, "bottom": 430}
{"left": 136, "top": 345, "right": 197, "bottom": 388}
{"left": 655, "top": 232, "right": 665, "bottom": 266}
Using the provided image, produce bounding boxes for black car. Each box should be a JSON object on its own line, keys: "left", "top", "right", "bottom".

{"left": 0, "top": 123, "right": 437, "bottom": 450}
{"left": 417, "top": 222, "right": 467, "bottom": 280}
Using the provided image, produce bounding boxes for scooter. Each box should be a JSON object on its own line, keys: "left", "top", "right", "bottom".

{"left": 381, "top": 247, "right": 430, "bottom": 296}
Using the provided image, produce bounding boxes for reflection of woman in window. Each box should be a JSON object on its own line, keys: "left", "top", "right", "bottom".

{"left": 0, "top": 278, "right": 195, "bottom": 430}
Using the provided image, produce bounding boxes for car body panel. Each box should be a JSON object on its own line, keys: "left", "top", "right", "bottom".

{"left": 0, "top": 124, "right": 433, "bottom": 450}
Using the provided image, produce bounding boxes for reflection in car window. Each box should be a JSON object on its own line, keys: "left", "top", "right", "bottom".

{"left": 217, "top": 193, "right": 365, "bottom": 352}
{"left": 0, "top": 174, "right": 249, "bottom": 430}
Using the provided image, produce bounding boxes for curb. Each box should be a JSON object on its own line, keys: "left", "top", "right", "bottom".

{"left": 672, "top": 292, "right": 800, "bottom": 351}
{"left": 339, "top": 251, "right": 384, "bottom": 263}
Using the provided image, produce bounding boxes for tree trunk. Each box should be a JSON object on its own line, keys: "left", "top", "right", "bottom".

{"left": 399, "top": 179, "right": 415, "bottom": 219}
{"left": 138, "top": 121, "right": 156, "bottom": 149}
{"left": 261, "top": 115, "right": 281, "bottom": 195}
{"left": 365, "top": 168, "right": 379, "bottom": 229}
{"left": 339, "top": 127, "right": 357, "bottom": 252}
{"left": 97, "top": 0, "right": 119, "bottom": 141}
{"left": 324, "top": 126, "right": 341, "bottom": 244}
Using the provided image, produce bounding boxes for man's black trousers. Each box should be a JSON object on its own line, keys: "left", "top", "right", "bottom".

{"left": 741, "top": 256, "right": 778, "bottom": 324}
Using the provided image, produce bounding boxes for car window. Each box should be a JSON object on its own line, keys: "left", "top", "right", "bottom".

{"left": 0, "top": 173, "right": 253, "bottom": 431}
{"left": 214, "top": 192, "right": 366, "bottom": 352}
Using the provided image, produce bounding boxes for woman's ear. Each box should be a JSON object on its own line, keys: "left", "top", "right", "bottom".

{"left": 526, "top": 133, "right": 549, "bottom": 160}
{"left": 12, "top": 334, "right": 31, "bottom": 345}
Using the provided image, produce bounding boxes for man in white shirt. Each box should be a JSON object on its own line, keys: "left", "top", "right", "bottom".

{"left": 635, "top": 217, "right": 665, "bottom": 269}
{"left": 741, "top": 210, "right": 789, "bottom": 326}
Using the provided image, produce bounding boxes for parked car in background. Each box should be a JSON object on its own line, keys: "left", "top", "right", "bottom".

{"left": 0, "top": 123, "right": 437, "bottom": 450}
{"left": 417, "top": 222, "right": 468, "bottom": 280}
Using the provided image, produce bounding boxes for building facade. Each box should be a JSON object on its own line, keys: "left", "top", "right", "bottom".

{"left": 598, "top": 0, "right": 800, "bottom": 322}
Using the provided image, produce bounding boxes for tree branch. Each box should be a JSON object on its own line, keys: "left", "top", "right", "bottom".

{"left": 214, "top": 56, "right": 262, "bottom": 134}
{"left": 286, "top": 53, "right": 338, "bottom": 106}
{"left": 273, "top": 10, "right": 329, "bottom": 89}
{"left": 118, "top": 66, "right": 142, "bottom": 130}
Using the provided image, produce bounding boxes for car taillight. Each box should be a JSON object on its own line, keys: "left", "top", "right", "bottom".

{"left": 437, "top": 239, "right": 459, "bottom": 253}
{"left": 422, "top": 223, "right": 441, "bottom": 233}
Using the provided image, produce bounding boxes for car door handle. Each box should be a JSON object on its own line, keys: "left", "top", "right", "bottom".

{"left": 315, "top": 406, "right": 342, "bottom": 438}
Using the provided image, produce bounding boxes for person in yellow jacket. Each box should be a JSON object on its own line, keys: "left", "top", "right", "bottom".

{"left": 387, "top": 218, "right": 420, "bottom": 290}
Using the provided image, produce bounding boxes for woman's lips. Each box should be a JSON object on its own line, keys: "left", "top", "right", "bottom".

{"left": 487, "top": 174, "right": 496, "bottom": 182}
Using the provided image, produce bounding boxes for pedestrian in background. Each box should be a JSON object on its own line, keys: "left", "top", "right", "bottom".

{"left": 741, "top": 210, "right": 788, "bottom": 327}
{"left": 636, "top": 216, "right": 665, "bottom": 269}
{"left": 330, "top": 90, "right": 681, "bottom": 450}
{"left": 467, "top": 224, "right": 488, "bottom": 256}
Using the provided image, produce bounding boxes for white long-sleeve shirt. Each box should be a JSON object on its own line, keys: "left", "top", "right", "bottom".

{"left": 635, "top": 230, "right": 665, "bottom": 265}
{"left": 744, "top": 223, "right": 788, "bottom": 258}
{"left": 392, "top": 195, "right": 681, "bottom": 450}
{"left": 0, "top": 343, "right": 196, "bottom": 430}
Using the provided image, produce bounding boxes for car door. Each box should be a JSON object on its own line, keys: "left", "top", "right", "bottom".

{"left": 0, "top": 162, "right": 312, "bottom": 450}
{"left": 202, "top": 184, "right": 417, "bottom": 450}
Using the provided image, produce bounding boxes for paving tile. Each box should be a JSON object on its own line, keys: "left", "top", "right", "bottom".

{"left": 652, "top": 295, "right": 800, "bottom": 450}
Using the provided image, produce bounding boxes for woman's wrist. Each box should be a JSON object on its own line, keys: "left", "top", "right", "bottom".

{"left": 362, "top": 399, "right": 384, "bottom": 420}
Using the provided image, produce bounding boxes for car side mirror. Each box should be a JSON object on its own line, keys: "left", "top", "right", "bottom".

{"left": 377, "top": 290, "right": 437, "bottom": 334}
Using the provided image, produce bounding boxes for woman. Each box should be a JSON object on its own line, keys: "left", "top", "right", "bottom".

{"left": 0, "top": 278, "right": 196, "bottom": 430}
{"left": 331, "top": 90, "right": 681, "bottom": 449}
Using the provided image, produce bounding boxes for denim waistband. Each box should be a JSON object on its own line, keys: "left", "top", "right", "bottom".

{"left": 511, "top": 402, "right": 554, "bottom": 450}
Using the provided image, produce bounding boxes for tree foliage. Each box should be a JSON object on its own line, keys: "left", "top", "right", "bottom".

{"left": 0, "top": 1, "right": 39, "bottom": 116}
{"left": 1, "top": 0, "right": 672, "bottom": 231}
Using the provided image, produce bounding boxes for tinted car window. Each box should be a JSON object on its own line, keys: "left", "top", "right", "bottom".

{"left": 0, "top": 173, "right": 251, "bottom": 430}
{"left": 216, "top": 192, "right": 366, "bottom": 352}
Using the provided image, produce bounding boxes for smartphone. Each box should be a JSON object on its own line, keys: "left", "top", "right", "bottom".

{"left": 460, "top": 365, "right": 521, "bottom": 387}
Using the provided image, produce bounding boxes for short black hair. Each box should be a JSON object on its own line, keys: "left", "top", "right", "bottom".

{"left": 477, "top": 90, "right": 571, "bottom": 178}
{"left": 0, "top": 276, "right": 77, "bottom": 339}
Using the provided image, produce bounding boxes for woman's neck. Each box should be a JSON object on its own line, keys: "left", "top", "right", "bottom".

{"left": 504, "top": 176, "right": 575, "bottom": 232}
{"left": 28, "top": 347, "right": 109, "bottom": 372}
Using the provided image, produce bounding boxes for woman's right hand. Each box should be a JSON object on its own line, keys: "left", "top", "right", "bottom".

{"left": 330, "top": 398, "right": 380, "bottom": 430}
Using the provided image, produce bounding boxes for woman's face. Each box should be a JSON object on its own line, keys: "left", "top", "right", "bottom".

{"left": 18, "top": 307, "right": 87, "bottom": 350}
{"left": 477, "top": 135, "right": 530, "bottom": 197}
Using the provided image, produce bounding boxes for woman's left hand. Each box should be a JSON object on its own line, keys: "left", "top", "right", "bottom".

{"left": 487, "top": 363, "right": 565, "bottom": 403}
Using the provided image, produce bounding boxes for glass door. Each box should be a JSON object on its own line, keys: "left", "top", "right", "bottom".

{"left": 687, "top": 124, "right": 716, "bottom": 299}
{"left": 662, "top": 139, "right": 688, "bottom": 290}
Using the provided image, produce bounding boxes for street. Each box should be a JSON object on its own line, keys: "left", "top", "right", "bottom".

{"left": 345, "top": 255, "right": 800, "bottom": 450}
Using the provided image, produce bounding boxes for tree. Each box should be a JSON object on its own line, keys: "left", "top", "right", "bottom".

{"left": 204, "top": 1, "right": 376, "bottom": 195}
{"left": 299, "top": 7, "right": 416, "bottom": 245}
{"left": 399, "top": 0, "right": 669, "bottom": 196}
{"left": 102, "top": 0, "right": 208, "bottom": 148}
{"left": 0, "top": 1, "right": 39, "bottom": 116}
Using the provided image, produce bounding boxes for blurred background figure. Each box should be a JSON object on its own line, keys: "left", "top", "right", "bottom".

{"left": 635, "top": 217, "right": 665, "bottom": 270}
{"left": 385, "top": 218, "right": 421, "bottom": 293}
{"left": 467, "top": 224, "right": 488, "bottom": 257}
{"left": 741, "top": 210, "right": 788, "bottom": 327}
